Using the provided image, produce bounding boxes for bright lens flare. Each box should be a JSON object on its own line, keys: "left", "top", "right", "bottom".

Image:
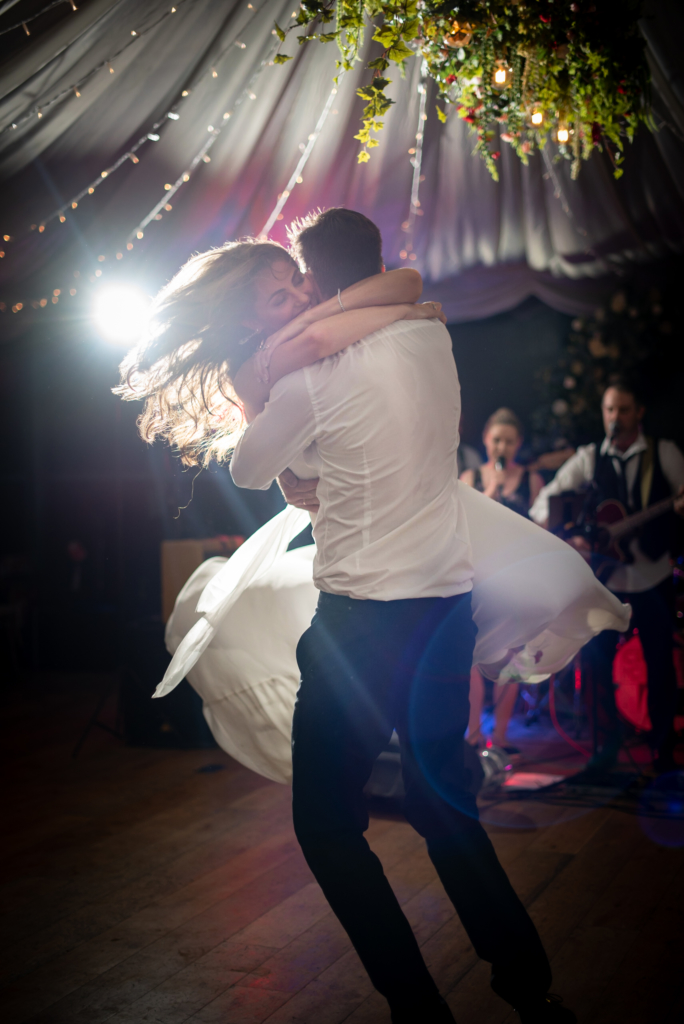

{"left": 494, "top": 68, "right": 507, "bottom": 84}
{"left": 531, "top": 111, "right": 543, "bottom": 126}
{"left": 557, "top": 126, "right": 569, "bottom": 143}
{"left": 93, "top": 286, "right": 150, "bottom": 344}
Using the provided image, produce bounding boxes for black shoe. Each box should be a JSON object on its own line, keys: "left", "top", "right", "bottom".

{"left": 516, "top": 993, "right": 577, "bottom": 1023}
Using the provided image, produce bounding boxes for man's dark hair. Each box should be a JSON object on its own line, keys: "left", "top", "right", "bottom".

{"left": 603, "top": 375, "right": 645, "bottom": 407}
{"left": 289, "top": 208, "right": 383, "bottom": 299}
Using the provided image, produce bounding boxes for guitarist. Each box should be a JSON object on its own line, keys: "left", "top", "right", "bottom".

{"left": 530, "top": 380, "right": 684, "bottom": 775}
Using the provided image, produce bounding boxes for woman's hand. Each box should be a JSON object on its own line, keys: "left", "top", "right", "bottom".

{"left": 483, "top": 466, "right": 507, "bottom": 499}
{"left": 402, "top": 301, "right": 446, "bottom": 324}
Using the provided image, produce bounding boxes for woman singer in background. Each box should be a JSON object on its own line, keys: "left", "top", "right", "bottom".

{"left": 460, "top": 408, "right": 544, "bottom": 751}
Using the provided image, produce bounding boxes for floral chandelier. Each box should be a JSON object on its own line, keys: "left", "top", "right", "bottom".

{"left": 277, "top": 0, "right": 652, "bottom": 179}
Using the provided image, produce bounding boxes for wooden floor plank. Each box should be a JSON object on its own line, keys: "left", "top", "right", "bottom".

{"left": 253, "top": 949, "right": 375, "bottom": 1024}
{"left": 4, "top": 676, "right": 682, "bottom": 1024}
{"left": 2, "top": 849, "right": 315, "bottom": 1024}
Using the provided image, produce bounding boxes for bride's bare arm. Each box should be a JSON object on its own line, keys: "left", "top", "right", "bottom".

{"left": 233, "top": 301, "right": 444, "bottom": 419}
{"left": 255, "top": 268, "right": 422, "bottom": 380}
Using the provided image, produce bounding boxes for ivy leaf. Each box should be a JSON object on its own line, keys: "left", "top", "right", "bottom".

{"left": 273, "top": 22, "right": 286, "bottom": 42}
{"left": 373, "top": 27, "right": 396, "bottom": 47}
{"left": 365, "top": 0, "right": 385, "bottom": 16}
{"left": 273, "top": 54, "right": 293, "bottom": 64}
{"left": 357, "top": 150, "right": 371, "bottom": 163}
{"left": 387, "top": 40, "right": 413, "bottom": 63}
{"left": 402, "top": 18, "right": 420, "bottom": 42}
{"left": 366, "top": 137, "right": 380, "bottom": 147}
{"left": 319, "top": 32, "right": 336, "bottom": 42}
{"left": 436, "top": 105, "right": 447, "bottom": 123}
{"left": 298, "top": 34, "right": 316, "bottom": 44}
{"left": 368, "top": 57, "right": 390, "bottom": 71}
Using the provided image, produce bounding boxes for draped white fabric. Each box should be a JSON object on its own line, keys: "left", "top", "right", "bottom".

{"left": 1, "top": 0, "right": 682, "bottom": 322}
{"left": 164, "top": 490, "right": 629, "bottom": 784}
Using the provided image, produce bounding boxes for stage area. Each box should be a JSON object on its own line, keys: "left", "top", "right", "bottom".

{"left": 3, "top": 674, "right": 683, "bottom": 1024}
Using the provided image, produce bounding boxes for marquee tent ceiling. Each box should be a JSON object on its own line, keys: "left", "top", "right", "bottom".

{"left": 0, "top": 0, "right": 682, "bottom": 323}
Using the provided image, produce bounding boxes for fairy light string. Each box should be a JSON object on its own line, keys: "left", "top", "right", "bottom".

{"left": 0, "top": 0, "right": 79, "bottom": 39}
{"left": 260, "top": 75, "right": 342, "bottom": 238}
{"left": 126, "top": 21, "right": 292, "bottom": 245}
{"left": 1, "top": 1, "right": 274, "bottom": 250}
{"left": 399, "top": 63, "right": 428, "bottom": 264}
{"left": 1, "top": 7, "right": 305, "bottom": 312}
{"left": 1, "top": 0, "right": 197, "bottom": 138}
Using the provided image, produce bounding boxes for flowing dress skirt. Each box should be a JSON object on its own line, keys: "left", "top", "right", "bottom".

{"left": 162, "top": 486, "right": 630, "bottom": 784}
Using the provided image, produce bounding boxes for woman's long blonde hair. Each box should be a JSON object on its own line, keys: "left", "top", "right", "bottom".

{"left": 114, "top": 239, "right": 295, "bottom": 466}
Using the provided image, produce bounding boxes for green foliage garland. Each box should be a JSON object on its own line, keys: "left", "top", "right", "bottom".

{"left": 275, "top": 1, "right": 651, "bottom": 178}
{"left": 531, "top": 285, "right": 675, "bottom": 448}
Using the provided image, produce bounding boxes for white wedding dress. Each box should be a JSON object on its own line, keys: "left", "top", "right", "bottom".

{"left": 160, "top": 486, "right": 630, "bottom": 784}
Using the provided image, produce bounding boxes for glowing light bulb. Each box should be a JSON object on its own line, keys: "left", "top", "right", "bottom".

{"left": 557, "top": 126, "right": 569, "bottom": 143}
{"left": 93, "top": 286, "right": 150, "bottom": 344}
{"left": 531, "top": 111, "right": 543, "bottom": 126}
{"left": 494, "top": 68, "right": 507, "bottom": 85}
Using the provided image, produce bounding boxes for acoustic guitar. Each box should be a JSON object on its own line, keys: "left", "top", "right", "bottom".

{"left": 588, "top": 495, "right": 675, "bottom": 582}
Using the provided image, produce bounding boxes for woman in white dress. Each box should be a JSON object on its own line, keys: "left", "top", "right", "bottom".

{"left": 117, "top": 238, "right": 630, "bottom": 784}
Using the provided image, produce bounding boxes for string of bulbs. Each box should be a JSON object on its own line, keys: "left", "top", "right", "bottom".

{"left": 1, "top": 0, "right": 196, "bottom": 138}
{"left": 399, "top": 64, "right": 429, "bottom": 265}
{"left": 0, "top": 0, "right": 78, "bottom": 40}
{"left": 1, "top": 6, "right": 326, "bottom": 315}
{"left": 0, "top": 1, "right": 267, "bottom": 250}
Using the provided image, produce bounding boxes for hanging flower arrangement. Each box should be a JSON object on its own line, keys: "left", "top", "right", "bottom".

{"left": 277, "top": 1, "right": 651, "bottom": 180}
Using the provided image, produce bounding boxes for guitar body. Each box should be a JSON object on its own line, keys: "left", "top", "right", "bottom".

{"left": 572, "top": 493, "right": 674, "bottom": 585}
{"left": 588, "top": 500, "right": 633, "bottom": 584}
{"left": 594, "top": 500, "right": 634, "bottom": 563}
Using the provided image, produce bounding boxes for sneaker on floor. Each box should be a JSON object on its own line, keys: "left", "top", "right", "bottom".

{"left": 516, "top": 993, "right": 577, "bottom": 1023}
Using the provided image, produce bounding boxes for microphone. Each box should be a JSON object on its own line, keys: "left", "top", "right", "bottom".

{"left": 495, "top": 456, "right": 506, "bottom": 472}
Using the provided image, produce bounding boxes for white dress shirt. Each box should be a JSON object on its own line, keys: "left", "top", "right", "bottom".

{"left": 231, "top": 319, "right": 474, "bottom": 601}
{"left": 529, "top": 433, "right": 684, "bottom": 593}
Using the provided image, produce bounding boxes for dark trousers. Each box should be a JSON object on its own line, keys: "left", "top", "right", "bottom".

{"left": 585, "top": 577, "right": 678, "bottom": 755}
{"left": 292, "top": 591, "right": 551, "bottom": 1020}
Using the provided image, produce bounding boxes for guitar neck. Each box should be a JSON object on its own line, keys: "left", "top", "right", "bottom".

{"left": 607, "top": 496, "right": 675, "bottom": 539}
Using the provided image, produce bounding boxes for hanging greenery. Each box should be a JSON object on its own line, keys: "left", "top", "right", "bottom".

{"left": 276, "top": 1, "right": 651, "bottom": 179}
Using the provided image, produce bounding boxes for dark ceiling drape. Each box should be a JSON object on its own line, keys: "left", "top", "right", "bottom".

{"left": 0, "top": 0, "right": 682, "bottom": 322}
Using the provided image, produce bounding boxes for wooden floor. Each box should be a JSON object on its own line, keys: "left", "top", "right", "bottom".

{"left": 3, "top": 674, "right": 684, "bottom": 1024}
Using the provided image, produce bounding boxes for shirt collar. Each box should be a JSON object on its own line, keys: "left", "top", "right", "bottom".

{"left": 600, "top": 430, "right": 647, "bottom": 461}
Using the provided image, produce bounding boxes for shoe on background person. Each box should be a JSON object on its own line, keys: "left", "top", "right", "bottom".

{"left": 516, "top": 993, "right": 578, "bottom": 1023}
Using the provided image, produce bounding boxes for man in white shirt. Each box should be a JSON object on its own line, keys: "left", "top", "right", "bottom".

{"left": 530, "top": 381, "right": 684, "bottom": 773}
{"left": 231, "top": 210, "right": 572, "bottom": 1024}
